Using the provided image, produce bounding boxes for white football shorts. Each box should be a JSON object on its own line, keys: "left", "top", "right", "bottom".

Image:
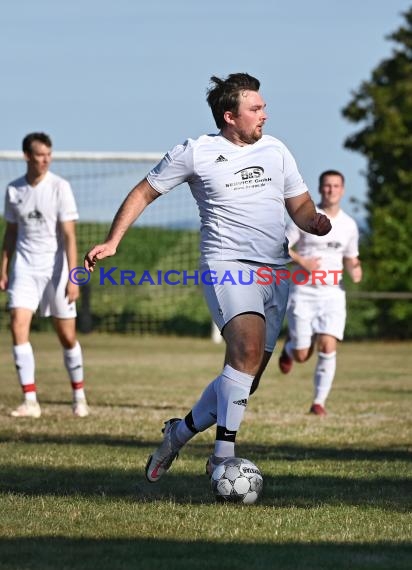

{"left": 8, "top": 265, "right": 77, "bottom": 319}
{"left": 286, "top": 285, "right": 346, "bottom": 348}
{"left": 201, "top": 259, "right": 290, "bottom": 353}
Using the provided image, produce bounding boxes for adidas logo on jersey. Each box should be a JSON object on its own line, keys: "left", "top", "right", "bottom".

{"left": 215, "top": 155, "right": 228, "bottom": 162}
{"left": 233, "top": 398, "right": 248, "bottom": 407}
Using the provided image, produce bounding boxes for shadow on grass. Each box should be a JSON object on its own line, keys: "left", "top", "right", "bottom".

{"left": 0, "top": 432, "right": 410, "bottom": 462}
{"left": 0, "top": 537, "right": 411, "bottom": 570}
{"left": 38, "top": 399, "right": 179, "bottom": 411}
{"left": 0, "top": 465, "right": 410, "bottom": 511}
{"left": 241, "top": 443, "right": 412, "bottom": 463}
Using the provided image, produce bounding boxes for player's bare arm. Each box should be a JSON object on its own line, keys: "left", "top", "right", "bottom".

{"left": 286, "top": 192, "right": 331, "bottom": 236}
{"left": 0, "top": 222, "right": 18, "bottom": 291}
{"left": 289, "top": 249, "right": 321, "bottom": 272}
{"left": 61, "top": 220, "right": 80, "bottom": 302}
{"left": 84, "top": 179, "right": 160, "bottom": 272}
{"left": 344, "top": 257, "right": 362, "bottom": 283}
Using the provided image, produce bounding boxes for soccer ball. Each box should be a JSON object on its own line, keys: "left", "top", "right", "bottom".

{"left": 210, "top": 457, "right": 263, "bottom": 505}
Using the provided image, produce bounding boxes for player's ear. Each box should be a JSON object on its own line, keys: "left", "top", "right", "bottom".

{"left": 223, "top": 110, "right": 236, "bottom": 126}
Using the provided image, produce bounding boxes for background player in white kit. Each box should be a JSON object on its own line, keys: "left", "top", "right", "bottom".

{"left": 0, "top": 132, "right": 89, "bottom": 418}
{"left": 278, "top": 170, "right": 362, "bottom": 415}
{"left": 84, "top": 73, "right": 331, "bottom": 481}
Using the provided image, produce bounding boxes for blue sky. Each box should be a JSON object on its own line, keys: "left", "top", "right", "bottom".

{"left": 1, "top": 0, "right": 411, "bottom": 220}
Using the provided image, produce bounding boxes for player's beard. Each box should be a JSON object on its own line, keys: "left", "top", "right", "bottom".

{"left": 238, "top": 125, "right": 263, "bottom": 145}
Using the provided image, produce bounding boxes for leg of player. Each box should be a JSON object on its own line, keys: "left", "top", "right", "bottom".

{"left": 172, "top": 341, "right": 233, "bottom": 453}
{"left": 145, "top": 376, "right": 220, "bottom": 483}
{"left": 177, "top": 346, "right": 272, "bottom": 477}
{"left": 209, "top": 313, "right": 263, "bottom": 467}
{"left": 53, "top": 317, "right": 89, "bottom": 417}
{"left": 178, "top": 343, "right": 271, "bottom": 439}
{"left": 178, "top": 375, "right": 220, "bottom": 442}
{"left": 10, "top": 308, "right": 41, "bottom": 418}
{"left": 279, "top": 332, "right": 316, "bottom": 374}
{"left": 310, "top": 334, "right": 337, "bottom": 416}
{"left": 145, "top": 313, "right": 265, "bottom": 483}
{"left": 170, "top": 346, "right": 272, "bottom": 478}
{"left": 250, "top": 350, "right": 272, "bottom": 395}
{"left": 278, "top": 332, "right": 294, "bottom": 373}
{"left": 145, "top": 345, "right": 233, "bottom": 482}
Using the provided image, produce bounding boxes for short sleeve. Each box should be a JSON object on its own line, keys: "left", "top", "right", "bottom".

{"left": 146, "top": 140, "right": 194, "bottom": 194}
{"left": 4, "top": 186, "right": 18, "bottom": 223}
{"left": 58, "top": 180, "right": 79, "bottom": 222}
{"left": 283, "top": 145, "right": 309, "bottom": 199}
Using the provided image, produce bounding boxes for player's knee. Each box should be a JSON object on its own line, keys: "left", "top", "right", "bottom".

{"left": 244, "top": 342, "right": 264, "bottom": 366}
{"left": 61, "top": 337, "right": 77, "bottom": 350}
{"left": 56, "top": 330, "right": 77, "bottom": 349}
{"left": 10, "top": 318, "right": 30, "bottom": 343}
{"left": 230, "top": 343, "right": 264, "bottom": 373}
{"left": 293, "top": 349, "right": 310, "bottom": 363}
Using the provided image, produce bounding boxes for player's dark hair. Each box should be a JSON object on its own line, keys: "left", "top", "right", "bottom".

{"left": 22, "top": 132, "right": 52, "bottom": 155}
{"left": 319, "top": 170, "right": 345, "bottom": 186}
{"left": 207, "top": 73, "right": 260, "bottom": 129}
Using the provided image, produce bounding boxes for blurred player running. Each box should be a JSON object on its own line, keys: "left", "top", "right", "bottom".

{"left": 278, "top": 170, "right": 362, "bottom": 415}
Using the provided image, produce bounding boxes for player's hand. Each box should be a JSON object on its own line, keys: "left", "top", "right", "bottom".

{"left": 307, "top": 213, "right": 331, "bottom": 236}
{"left": 84, "top": 243, "right": 117, "bottom": 272}
{"left": 66, "top": 280, "right": 80, "bottom": 303}
{"left": 0, "top": 276, "right": 8, "bottom": 291}
{"left": 301, "top": 257, "right": 321, "bottom": 272}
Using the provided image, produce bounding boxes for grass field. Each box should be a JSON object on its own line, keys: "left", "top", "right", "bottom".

{"left": 0, "top": 332, "right": 411, "bottom": 570}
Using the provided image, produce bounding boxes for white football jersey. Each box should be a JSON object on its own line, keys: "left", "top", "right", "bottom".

{"left": 147, "top": 133, "right": 308, "bottom": 264}
{"left": 4, "top": 171, "right": 79, "bottom": 272}
{"left": 286, "top": 207, "right": 359, "bottom": 287}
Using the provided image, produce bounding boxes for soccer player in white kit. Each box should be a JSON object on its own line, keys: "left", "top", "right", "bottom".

{"left": 84, "top": 73, "right": 331, "bottom": 481}
{"left": 278, "top": 170, "right": 362, "bottom": 415}
{"left": 0, "top": 132, "right": 89, "bottom": 418}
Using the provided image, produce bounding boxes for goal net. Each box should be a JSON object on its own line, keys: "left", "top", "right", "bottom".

{"left": 0, "top": 151, "right": 213, "bottom": 337}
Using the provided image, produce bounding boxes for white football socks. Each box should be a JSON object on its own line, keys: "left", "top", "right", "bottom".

{"left": 13, "top": 343, "right": 37, "bottom": 402}
{"left": 313, "top": 351, "right": 336, "bottom": 405}
{"left": 215, "top": 364, "right": 254, "bottom": 458}
{"left": 63, "top": 342, "right": 85, "bottom": 401}
{"left": 191, "top": 376, "right": 218, "bottom": 431}
{"left": 173, "top": 364, "right": 254, "bottom": 458}
{"left": 174, "top": 375, "right": 219, "bottom": 448}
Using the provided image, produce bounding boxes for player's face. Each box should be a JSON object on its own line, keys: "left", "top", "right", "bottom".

{"left": 319, "top": 175, "right": 344, "bottom": 208}
{"left": 25, "top": 141, "right": 52, "bottom": 178}
{"left": 231, "top": 90, "right": 267, "bottom": 144}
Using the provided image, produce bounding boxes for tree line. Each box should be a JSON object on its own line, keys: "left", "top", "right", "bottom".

{"left": 342, "top": 7, "right": 412, "bottom": 339}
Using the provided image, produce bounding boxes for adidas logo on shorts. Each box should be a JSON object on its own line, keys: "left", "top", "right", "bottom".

{"left": 233, "top": 398, "right": 248, "bottom": 407}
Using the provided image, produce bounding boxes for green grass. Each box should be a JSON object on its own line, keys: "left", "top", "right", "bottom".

{"left": 0, "top": 333, "right": 411, "bottom": 569}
